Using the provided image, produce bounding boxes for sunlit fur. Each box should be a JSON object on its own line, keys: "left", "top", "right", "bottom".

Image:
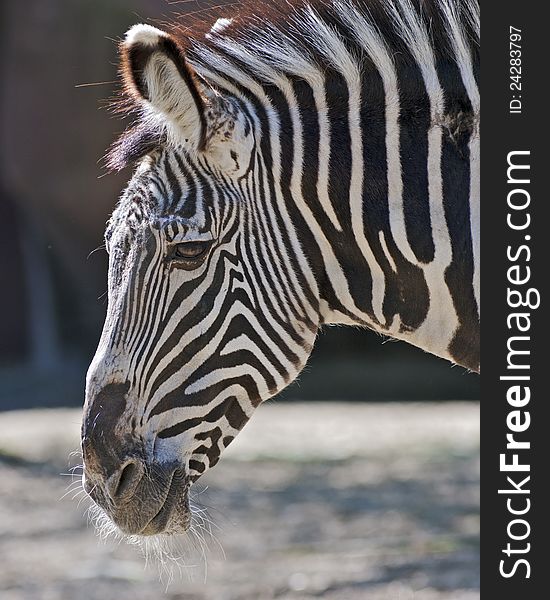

{"left": 84, "top": 0, "right": 480, "bottom": 544}
{"left": 86, "top": 496, "right": 220, "bottom": 582}
{"left": 65, "top": 450, "right": 220, "bottom": 580}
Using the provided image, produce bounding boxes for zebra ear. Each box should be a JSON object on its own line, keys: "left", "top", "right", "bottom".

{"left": 121, "top": 24, "right": 207, "bottom": 151}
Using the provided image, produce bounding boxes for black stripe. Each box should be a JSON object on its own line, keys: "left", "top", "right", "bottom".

{"left": 437, "top": 48, "right": 479, "bottom": 370}
{"left": 398, "top": 62, "right": 435, "bottom": 264}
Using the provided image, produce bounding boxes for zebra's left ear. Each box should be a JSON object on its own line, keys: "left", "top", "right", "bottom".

{"left": 121, "top": 25, "right": 209, "bottom": 151}
{"left": 121, "top": 25, "right": 251, "bottom": 169}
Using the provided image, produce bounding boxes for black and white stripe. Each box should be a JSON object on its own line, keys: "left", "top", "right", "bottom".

{"left": 86, "top": 0, "right": 479, "bottom": 485}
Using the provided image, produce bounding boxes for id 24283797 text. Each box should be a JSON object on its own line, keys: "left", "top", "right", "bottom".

{"left": 509, "top": 26, "right": 523, "bottom": 114}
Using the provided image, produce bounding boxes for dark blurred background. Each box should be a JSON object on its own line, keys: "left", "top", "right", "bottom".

{"left": 0, "top": 0, "right": 479, "bottom": 411}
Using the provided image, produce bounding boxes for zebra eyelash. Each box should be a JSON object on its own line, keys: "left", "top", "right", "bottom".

{"left": 166, "top": 239, "right": 215, "bottom": 268}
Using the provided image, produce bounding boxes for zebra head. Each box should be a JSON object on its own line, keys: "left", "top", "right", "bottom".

{"left": 82, "top": 25, "right": 319, "bottom": 536}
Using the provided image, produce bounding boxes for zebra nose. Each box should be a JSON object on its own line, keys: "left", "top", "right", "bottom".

{"left": 82, "top": 382, "right": 129, "bottom": 446}
{"left": 82, "top": 382, "right": 128, "bottom": 457}
{"left": 82, "top": 381, "right": 144, "bottom": 503}
{"left": 104, "top": 458, "right": 144, "bottom": 503}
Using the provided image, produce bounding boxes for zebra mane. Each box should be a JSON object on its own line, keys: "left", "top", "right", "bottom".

{"left": 107, "top": 0, "right": 479, "bottom": 171}
{"left": 185, "top": 0, "right": 479, "bottom": 71}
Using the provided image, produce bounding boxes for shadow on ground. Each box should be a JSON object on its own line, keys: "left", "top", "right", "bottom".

{"left": 0, "top": 403, "right": 479, "bottom": 600}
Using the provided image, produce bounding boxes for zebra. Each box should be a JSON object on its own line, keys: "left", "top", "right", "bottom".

{"left": 82, "top": 0, "right": 480, "bottom": 538}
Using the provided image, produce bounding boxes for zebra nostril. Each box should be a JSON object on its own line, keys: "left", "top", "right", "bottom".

{"left": 106, "top": 459, "right": 143, "bottom": 502}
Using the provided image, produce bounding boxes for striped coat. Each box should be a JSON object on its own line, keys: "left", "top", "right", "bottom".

{"left": 82, "top": 0, "right": 480, "bottom": 537}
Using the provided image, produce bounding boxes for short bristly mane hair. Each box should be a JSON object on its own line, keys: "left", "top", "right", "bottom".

{"left": 106, "top": 0, "right": 480, "bottom": 172}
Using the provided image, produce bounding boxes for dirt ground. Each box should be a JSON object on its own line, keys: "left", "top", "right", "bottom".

{"left": 0, "top": 402, "right": 479, "bottom": 600}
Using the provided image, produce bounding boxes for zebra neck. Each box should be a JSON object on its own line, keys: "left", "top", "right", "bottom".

{"left": 269, "top": 59, "right": 478, "bottom": 368}
{"left": 190, "top": 0, "right": 479, "bottom": 370}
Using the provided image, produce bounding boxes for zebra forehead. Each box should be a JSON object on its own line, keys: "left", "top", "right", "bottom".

{"left": 153, "top": 214, "right": 215, "bottom": 237}
{"left": 108, "top": 155, "right": 223, "bottom": 237}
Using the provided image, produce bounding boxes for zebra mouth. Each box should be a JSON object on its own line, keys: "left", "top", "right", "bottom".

{"left": 139, "top": 468, "right": 189, "bottom": 536}
{"left": 85, "top": 462, "right": 191, "bottom": 537}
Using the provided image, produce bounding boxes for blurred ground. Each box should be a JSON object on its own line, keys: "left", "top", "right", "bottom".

{"left": 0, "top": 402, "right": 479, "bottom": 600}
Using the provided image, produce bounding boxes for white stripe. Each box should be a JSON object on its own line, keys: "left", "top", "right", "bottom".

{"left": 383, "top": 0, "right": 459, "bottom": 355}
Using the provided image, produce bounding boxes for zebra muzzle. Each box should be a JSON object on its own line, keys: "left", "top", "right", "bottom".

{"left": 83, "top": 456, "right": 190, "bottom": 535}
{"left": 82, "top": 383, "right": 191, "bottom": 535}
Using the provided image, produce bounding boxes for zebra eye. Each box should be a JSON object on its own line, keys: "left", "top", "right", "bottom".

{"left": 171, "top": 241, "right": 211, "bottom": 262}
